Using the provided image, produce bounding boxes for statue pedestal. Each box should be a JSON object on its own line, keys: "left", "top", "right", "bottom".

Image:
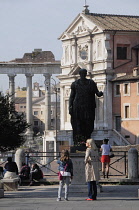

{"left": 70, "top": 152, "right": 103, "bottom": 193}
{"left": 70, "top": 153, "right": 86, "bottom": 185}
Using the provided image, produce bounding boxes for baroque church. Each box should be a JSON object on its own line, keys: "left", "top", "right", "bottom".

{"left": 57, "top": 5, "right": 139, "bottom": 147}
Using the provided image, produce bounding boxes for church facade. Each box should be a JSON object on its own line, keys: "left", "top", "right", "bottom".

{"left": 58, "top": 6, "right": 139, "bottom": 146}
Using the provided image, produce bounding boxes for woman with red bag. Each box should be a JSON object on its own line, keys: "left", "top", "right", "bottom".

{"left": 57, "top": 150, "right": 73, "bottom": 201}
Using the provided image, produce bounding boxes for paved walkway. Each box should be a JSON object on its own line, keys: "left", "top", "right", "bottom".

{"left": 0, "top": 184, "right": 139, "bottom": 210}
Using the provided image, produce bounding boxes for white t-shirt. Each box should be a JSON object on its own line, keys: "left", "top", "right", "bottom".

{"left": 101, "top": 144, "right": 111, "bottom": 155}
{"left": 60, "top": 171, "right": 71, "bottom": 176}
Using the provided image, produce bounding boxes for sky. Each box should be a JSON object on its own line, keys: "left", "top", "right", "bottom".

{"left": 0, "top": 0, "right": 139, "bottom": 93}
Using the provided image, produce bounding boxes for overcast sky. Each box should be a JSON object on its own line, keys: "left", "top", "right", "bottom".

{"left": 0, "top": 0, "right": 139, "bottom": 92}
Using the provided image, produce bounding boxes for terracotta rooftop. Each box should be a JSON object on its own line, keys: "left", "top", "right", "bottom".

{"left": 85, "top": 13, "right": 139, "bottom": 31}
{"left": 15, "top": 97, "right": 45, "bottom": 104}
{"left": 15, "top": 97, "right": 26, "bottom": 104}
{"left": 111, "top": 74, "right": 139, "bottom": 82}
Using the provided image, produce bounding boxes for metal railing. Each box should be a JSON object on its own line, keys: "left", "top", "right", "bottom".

{"left": 25, "top": 150, "right": 129, "bottom": 178}
{"left": 25, "top": 152, "right": 61, "bottom": 176}
{"left": 108, "top": 151, "right": 128, "bottom": 177}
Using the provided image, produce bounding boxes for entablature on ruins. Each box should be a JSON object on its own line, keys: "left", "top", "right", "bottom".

{"left": 0, "top": 62, "right": 61, "bottom": 75}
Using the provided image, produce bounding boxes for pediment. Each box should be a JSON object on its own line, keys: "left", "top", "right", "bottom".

{"left": 59, "top": 13, "right": 103, "bottom": 40}
{"left": 68, "top": 63, "right": 88, "bottom": 76}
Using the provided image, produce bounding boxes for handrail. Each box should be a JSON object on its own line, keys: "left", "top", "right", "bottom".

{"left": 113, "top": 129, "right": 131, "bottom": 145}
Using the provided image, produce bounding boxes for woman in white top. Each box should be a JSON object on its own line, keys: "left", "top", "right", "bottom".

{"left": 100, "top": 138, "right": 112, "bottom": 179}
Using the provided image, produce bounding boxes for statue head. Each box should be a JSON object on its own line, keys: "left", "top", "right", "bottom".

{"left": 79, "top": 69, "right": 87, "bottom": 79}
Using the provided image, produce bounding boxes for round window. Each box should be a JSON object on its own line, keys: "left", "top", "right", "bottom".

{"left": 80, "top": 50, "right": 88, "bottom": 60}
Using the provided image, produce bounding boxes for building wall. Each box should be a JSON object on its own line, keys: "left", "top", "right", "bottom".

{"left": 112, "top": 33, "right": 139, "bottom": 74}
{"left": 59, "top": 31, "right": 107, "bottom": 132}
{"left": 121, "top": 81, "right": 139, "bottom": 144}
{"left": 112, "top": 78, "right": 139, "bottom": 144}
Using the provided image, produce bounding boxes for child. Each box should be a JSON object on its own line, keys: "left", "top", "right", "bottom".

{"left": 57, "top": 150, "right": 73, "bottom": 201}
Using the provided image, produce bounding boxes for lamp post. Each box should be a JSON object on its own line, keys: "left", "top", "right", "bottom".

{"left": 51, "top": 78, "right": 58, "bottom": 144}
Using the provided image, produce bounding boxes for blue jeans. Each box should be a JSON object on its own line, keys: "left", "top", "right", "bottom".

{"left": 58, "top": 176, "right": 70, "bottom": 199}
{"left": 87, "top": 181, "right": 97, "bottom": 199}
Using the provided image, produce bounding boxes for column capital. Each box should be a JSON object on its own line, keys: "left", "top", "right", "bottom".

{"left": 43, "top": 73, "right": 51, "bottom": 87}
{"left": 43, "top": 73, "right": 51, "bottom": 79}
{"left": 25, "top": 73, "right": 34, "bottom": 77}
{"left": 8, "top": 73, "right": 16, "bottom": 78}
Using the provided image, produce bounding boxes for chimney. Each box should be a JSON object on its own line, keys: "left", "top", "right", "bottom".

{"left": 33, "top": 49, "right": 42, "bottom": 52}
{"left": 133, "top": 67, "right": 139, "bottom": 76}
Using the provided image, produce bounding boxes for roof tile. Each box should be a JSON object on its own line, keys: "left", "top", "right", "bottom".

{"left": 85, "top": 13, "right": 139, "bottom": 31}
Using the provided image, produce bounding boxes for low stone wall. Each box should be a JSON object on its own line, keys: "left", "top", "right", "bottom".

{"left": 112, "top": 144, "right": 139, "bottom": 152}
{"left": 70, "top": 145, "right": 139, "bottom": 179}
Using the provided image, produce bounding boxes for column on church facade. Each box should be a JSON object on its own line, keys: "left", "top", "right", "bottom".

{"left": 43, "top": 73, "right": 51, "bottom": 130}
{"left": 8, "top": 73, "right": 16, "bottom": 102}
{"left": 87, "top": 35, "right": 93, "bottom": 71}
{"left": 71, "top": 35, "right": 77, "bottom": 64}
{"left": 25, "top": 73, "right": 34, "bottom": 137}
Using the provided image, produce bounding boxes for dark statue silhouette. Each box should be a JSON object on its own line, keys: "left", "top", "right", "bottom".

{"left": 69, "top": 69, "right": 103, "bottom": 145}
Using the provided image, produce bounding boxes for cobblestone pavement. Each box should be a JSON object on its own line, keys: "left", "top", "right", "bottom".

{"left": 0, "top": 184, "right": 139, "bottom": 210}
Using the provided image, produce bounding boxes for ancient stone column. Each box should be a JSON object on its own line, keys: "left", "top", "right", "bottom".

{"left": 15, "top": 149, "right": 25, "bottom": 172}
{"left": 8, "top": 73, "right": 16, "bottom": 102}
{"left": 43, "top": 73, "right": 51, "bottom": 130}
{"left": 128, "top": 148, "right": 138, "bottom": 179}
{"left": 25, "top": 73, "right": 34, "bottom": 141}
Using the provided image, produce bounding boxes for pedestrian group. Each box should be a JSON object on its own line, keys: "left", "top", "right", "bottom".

{"left": 0, "top": 138, "right": 112, "bottom": 201}
{"left": 56, "top": 138, "right": 112, "bottom": 201}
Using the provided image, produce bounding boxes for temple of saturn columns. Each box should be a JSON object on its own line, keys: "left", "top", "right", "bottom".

{"left": 0, "top": 62, "right": 61, "bottom": 147}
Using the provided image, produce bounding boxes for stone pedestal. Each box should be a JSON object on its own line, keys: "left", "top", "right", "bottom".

{"left": 70, "top": 153, "right": 86, "bottom": 185}
{"left": 70, "top": 153, "right": 102, "bottom": 193}
{"left": 0, "top": 181, "right": 4, "bottom": 198}
{"left": 128, "top": 148, "right": 138, "bottom": 179}
{"left": 0, "top": 189, "right": 4, "bottom": 198}
{"left": 15, "top": 149, "right": 25, "bottom": 172}
{"left": 1, "top": 178, "right": 19, "bottom": 191}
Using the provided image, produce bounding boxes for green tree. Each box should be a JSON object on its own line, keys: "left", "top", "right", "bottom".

{"left": 0, "top": 94, "right": 30, "bottom": 152}
{"left": 21, "top": 87, "right": 27, "bottom": 91}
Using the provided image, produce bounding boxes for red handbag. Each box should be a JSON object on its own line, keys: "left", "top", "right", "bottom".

{"left": 58, "top": 172, "right": 63, "bottom": 180}
{"left": 58, "top": 163, "right": 68, "bottom": 180}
